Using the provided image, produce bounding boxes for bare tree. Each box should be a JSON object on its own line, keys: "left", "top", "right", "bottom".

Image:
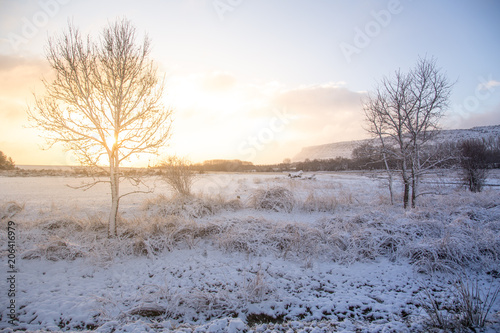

{"left": 0, "top": 151, "right": 15, "bottom": 170}
{"left": 159, "top": 156, "right": 197, "bottom": 196}
{"left": 363, "top": 57, "right": 453, "bottom": 208}
{"left": 405, "top": 58, "right": 452, "bottom": 207}
{"left": 363, "top": 70, "right": 412, "bottom": 207}
{"left": 460, "top": 139, "right": 489, "bottom": 192}
{"left": 28, "top": 19, "right": 172, "bottom": 236}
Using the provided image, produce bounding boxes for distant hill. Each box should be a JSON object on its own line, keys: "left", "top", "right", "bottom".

{"left": 292, "top": 125, "right": 500, "bottom": 162}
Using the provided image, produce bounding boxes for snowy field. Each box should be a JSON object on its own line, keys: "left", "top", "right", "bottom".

{"left": 1, "top": 171, "right": 500, "bottom": 332}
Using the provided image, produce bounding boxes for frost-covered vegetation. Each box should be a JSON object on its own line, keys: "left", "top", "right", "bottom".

{"left": 1, "top": 171, "right": 499, "bottom": 332}
{"left": 0, "top": 150, "right": 15, "bottom": 170}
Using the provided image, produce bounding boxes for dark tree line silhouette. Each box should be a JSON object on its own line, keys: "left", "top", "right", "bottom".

{"left": 293, "top": 138, "right": 500, "bottom": 173}
{"left": 164, "top": 137, "right": 499, "bottom": 176}
{"left": 0, "top": 151, "right": 15, "bottom": 170}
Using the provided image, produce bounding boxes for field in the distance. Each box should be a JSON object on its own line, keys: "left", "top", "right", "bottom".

{"left": 1, "top": 171, "right": 500, "bottom": 332}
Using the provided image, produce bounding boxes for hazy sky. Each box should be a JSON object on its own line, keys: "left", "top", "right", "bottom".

{"left": 1, "top": 0, "right": 499, "bottom": 166}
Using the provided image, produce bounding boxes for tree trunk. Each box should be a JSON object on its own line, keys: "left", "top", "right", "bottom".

{"left": 381, "top": 150, "right": 394, "bottom": 205}
{"left": 411, "top": 162, "right": 420, "bottom": 208}
{"left": 402, "top": 160, "right": 410, "bottom": 209}
{"left": 108, "top": 148, "right": 120, "bottom": 237}
{"left": 388, "top": 172, "right": 394, "bottom": 206}
{"left": 410, "top": 142, "right": 421, "bottom": 209}
{"left": 410, "top": 162, "right": 416, "bottom": 209}
{"left": 411, "top": 173, "right": 417, "bottom": 209}
{"left": 403, "top": 181, "right": 410, "bottom": 209}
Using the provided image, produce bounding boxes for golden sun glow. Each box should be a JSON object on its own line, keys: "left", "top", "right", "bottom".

{"left": 163, "top": 75, "right": 258, "bottom": 162}
{"left": 169, "top": 76, "right": 247, "bottom": 114}
{"left": 105, "top": 135, "right": 117, "bottom": 149}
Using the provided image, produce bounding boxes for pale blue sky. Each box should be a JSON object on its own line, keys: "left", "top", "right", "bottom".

{"left": 1, "top": 0, "right": 499, "bottom": 165}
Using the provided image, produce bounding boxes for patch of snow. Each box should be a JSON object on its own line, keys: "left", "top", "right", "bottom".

{"left": 0, "top": 171, "right": 499, "bottom": 332}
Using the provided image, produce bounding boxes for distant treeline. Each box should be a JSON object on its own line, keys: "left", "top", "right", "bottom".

{"left": 181, "top": 137, "right": 500, "bottom": 173}
{"left": 3, "top": 137, "right": 500, "bottom": 176}
{"left": 295, "top": 138, "right": 500, "bottom": 172}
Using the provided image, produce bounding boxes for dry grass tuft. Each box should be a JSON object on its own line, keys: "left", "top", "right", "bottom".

{"left": 120, "top": 215, "right": 221, "bottom": 257}
{"left": 38, "top": 218, "right": 84, "bottom": 232}
{"left": 301, "top": 191, "right": 337, "bottom": 212}
{"left": 1, "top": 201, "right": 24, "bottom": 220}
{"left": 22, "top": 237, "right": 85, "bottom": 261}
{"left": 249, "top": 186, "right": 295, "bottom": 212}
{"left": 454, "top": 278, "right": 500, "bottom": 328}
{"left": 419, "top": 276, "right": 500, "bottom": 330}
{"left": 143, "top": 193, "right": 242, "bottom": 219}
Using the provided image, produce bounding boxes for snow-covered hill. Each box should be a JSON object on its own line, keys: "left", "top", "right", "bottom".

{"left": 293, "top": 125, "right": 500, "bottom": 162}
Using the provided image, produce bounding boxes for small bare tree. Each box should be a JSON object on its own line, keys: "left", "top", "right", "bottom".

{"left": 159, "top": 156, "right": 197, "bottom": 196}
{"left": 460, "top": 139, "right": 489, "bottom": 192}
{"left": 28, "top": 19, "right": 173, "bottom": 236}
{"left": 363, "top": 57, "right": 453, "bottom": 208}
{"left": 0, "top": 151, "right": 15, "bottom": 170}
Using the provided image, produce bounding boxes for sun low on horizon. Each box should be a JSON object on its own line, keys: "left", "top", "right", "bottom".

{"left": 2, "top": 3, "right": 500, "bottom": 331}
{"left": 1, "top": 0, "right": 500, "bottom": 167}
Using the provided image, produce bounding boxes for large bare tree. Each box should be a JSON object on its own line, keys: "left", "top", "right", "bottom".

{"left": 28, "top": 19, "right": 172, "bottom": 236}
{"left": 363, "top": 57, "right": 453, "bottom": 208}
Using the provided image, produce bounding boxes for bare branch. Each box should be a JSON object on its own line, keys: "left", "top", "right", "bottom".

{"left": 362, "top": 57, "right": 453, "bottom": 208}
{"left": 28, "top": 18, "right": 173, "bottom": 236}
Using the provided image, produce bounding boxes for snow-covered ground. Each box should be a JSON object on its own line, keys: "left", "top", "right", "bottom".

{"left": 1, "top": 171, "right": 500, "bottom": 332}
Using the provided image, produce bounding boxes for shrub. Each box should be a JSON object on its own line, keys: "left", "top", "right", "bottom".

{"left": 0, "top": 151, "right": 15, "bottom": 170}
{"left": 158, "top": 156, "right": 197, "bottom": 196}
{"left": 250, "top": 186, "right": 294, "bottom": 212}
{"left": 459, "top": 139, "right": 489, "bottom": 192}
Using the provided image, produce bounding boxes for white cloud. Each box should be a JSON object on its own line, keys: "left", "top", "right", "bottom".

{"left": 166, "top": 75, "right": 368, "bottom": 163}
{"left": 478, "top": 78, "right": 500, "bottom": 91}
{"left": 0, "top": 63, "right": 369, "bottom": 165}
{"left": 271, "top": 82, "right": 367, "bottom": 145}
{"left": 202, "top": 71, "right": 236, "bottom": 91}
